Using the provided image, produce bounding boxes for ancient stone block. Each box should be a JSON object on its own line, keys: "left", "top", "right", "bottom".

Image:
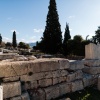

{"left": 98, "top": 76, "right": 100, "bottom": 91}
{"left": 3, "top": 76, "right": 19, "bottom": 82}
{"left": 85, "top": 43, "right": 100, "bottom": 59}
{"left": 39, "top": 78, "right": 52, "bottom": 87}
{"left": 21, "top": 92, "right": 30, "bottom": 100}
{"left": 59, "top": 76, "right": 67, "bottom": 83}
{"left": 67, "top": 70, "right": 83, "bottom": 82}
{"left": 11, "top": 61, "right": 29, "bottom": 76}
{"left": 69, "top": 61, "right": 84, "bottom": 70}
{"left": 0, "top": 63, "right": 16, "bottom": 78}
{"left": 2, "top": 81, "right": 21, "bottom": 99}
{"left": 44, "top": 85, "right": 60, "bottom": 100}
{"left": 28, "top": 89, "right": 45, "bottom": 100}
{"left": 44, "top": 71, "right": 53, "bottom": 78}
{"left": 10, "top": 96, "right": 21, "bottom": 100}
{"left": 59, "top": 82, "right": 71, "bottom": 96}
{"left": 83, "top": 67, "right": 100, "bottom": 74}
{"left": 53, "top": 78, "right": 59, "bottom": 85}
{"left": 21, "top": 72, "right": 45, "bottom": 82}
{"left": 71, "top": 80, "right": 83, "bottom": 92}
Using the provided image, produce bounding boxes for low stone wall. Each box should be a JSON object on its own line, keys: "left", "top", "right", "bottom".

{"left": 0, "top": 58, "right": 100, "bottom": 100}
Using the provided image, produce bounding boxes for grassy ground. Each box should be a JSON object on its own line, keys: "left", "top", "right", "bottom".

{"left": 54, "top": 86, "right": 100, "bottom": 100}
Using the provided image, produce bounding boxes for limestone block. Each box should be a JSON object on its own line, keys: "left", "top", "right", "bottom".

{"left": 59, "top": 82, "right": 71, "bottom": 96}
{"left": 0, "top": 63, "right": 16, "bottom": 78}
{"left": 52, "top": 70, "right": 60, "bottom": 78}
{"left": 28, "top": 89, "right": 45, "bottom": 100}
{"left": 71, "top": 80, "right": 83, "bottom": 92}
{"left": 53, "top": 78, "right": 59, "bottom": 85}
{"left": 39, "top": 78, "right": 52, "bottom": 87}
{"left": 22, "top": 81, "right": 38, "bottom": 90}
{"left": 21, "top": 92, "right": 30, "bottom": 100}
{"left": 10, "top": 96, "right": 21, "bottom": 100}
{"left": 58, "top": 58, "right": 70, "bottom": 69}
{"left": 44, "top": 85, "right": 60, "bottom": 100}
{"left": 21, "top": 72, "right": 45, "bottom": 81}
{"left": 83, "top": 74, "right": 98, "bottom": 87}
{"left": 44, "top": 71, "right": 53, "bottom": 78}
{"left": 67, "top": 70, "right": 83, "bottom": 82}
{"left": 27, "top": 56, "right": 37, "bottom": 61}
{"left": 27, "top": 61, "right": 41, "bottom": 74}
{"left": 11, "top": 61, "right": 30, "bottom": 75}
{"left": 84, "top": 59, "right": 100, "bottom": 67}
{"left": 98, "top": 76, "right": 100, "bottom": 91}
{"left": 60, "top": 70, "right": 69, "bottom": 77}
{"left": 85, "top": 43, "right": 99, "bottom": 59}
{"left": 40, "top": 60, "right": 60, "bottom": 72}
{"left": 69, "top": 61, "right": 84, "bottom": 70}
{"left": 59, "top": 76, "right": 67, "bottom": 83}
{"left": 2, "top": 81, "right": 21, "bottom": 99}
{"left": 83, "top": 67, "right": 100, "bottom": 74}
{"left": 3, "top": 76, "right": 19, "bottom": 82}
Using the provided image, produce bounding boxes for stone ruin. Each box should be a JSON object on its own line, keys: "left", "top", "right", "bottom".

{"left": 0, "top": 43, "right": 100, "bottom": 100}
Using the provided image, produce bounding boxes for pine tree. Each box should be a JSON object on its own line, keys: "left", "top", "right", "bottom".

{"left": 12, "top": 31, "right": 17, "bottom": 48}
{"left": 0, "top": 34, "right": 2, "bottom": 45}
{"left": 41, "top": 0, "right": 62, "bottom": 54}
{"left": 63, "top": 23, "right": 71, "bottom": 55}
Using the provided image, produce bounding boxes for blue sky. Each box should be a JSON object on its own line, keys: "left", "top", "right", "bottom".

{"left": 0, "top": 0, "right": 100, "bottom": 43}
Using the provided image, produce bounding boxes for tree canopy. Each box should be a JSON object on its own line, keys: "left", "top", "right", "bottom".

{"left": 40, "top": 0, "right": 62, "bottom": 54}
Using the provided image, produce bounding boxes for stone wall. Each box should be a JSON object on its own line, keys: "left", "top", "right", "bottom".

{"left": 0, "top": 58, "right": 100, "bottom": 100}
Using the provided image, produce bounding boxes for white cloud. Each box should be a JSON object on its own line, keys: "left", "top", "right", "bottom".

{"left": 33, "top": 29, "right": 44, "bottom": 33}
{"left": 3, "top": 37, "right": 12, "bottom": 42}
{"left": 68, "top": 15, "right": 75, "bottom": 19}
{"left": 69, "top": 28, "right": 72, "bottom": 31}
{"left": 11, "top": 30, "right": 19, "bottom": 34}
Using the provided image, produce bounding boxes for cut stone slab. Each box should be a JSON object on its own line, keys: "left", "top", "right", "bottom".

{"left": 39, "top": 78, "right": 52, "bottom": 87}
{"left": 44, "top": 85, "right": 60, "bottom": 100}
{"left": 21, "top": 92, "right": 30, "bottom": 100}
{"left": 2, "top": 81, "right": 21, "bottom": 99}
{"left": 71, "top": 80, "right": 83, "bottom": 92}
{"left": 83, "top": 67, "right": 100, "bottom": 74}
{"left": 59, "top": 82, "right": 71, "bottom": 96}
{"left": 0, "top": 63, "right": 16, "bottom": 78}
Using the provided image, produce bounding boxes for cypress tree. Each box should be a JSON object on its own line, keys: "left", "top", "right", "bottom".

{"left": 63, "top": 23, "right": 71, "bottom": 55}
{"left": 12, "top": 31, "right": 17, "bottom": 48}
{"left": 41, "top": 0, "right": 62, "bottom": 54}
{"left": 0, "top": 34, "right": 2, "bottom": 45}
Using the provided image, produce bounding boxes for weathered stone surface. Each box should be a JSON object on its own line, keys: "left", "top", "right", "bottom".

{"left": 60, "top": 70, "right": 69, "bottom": 77}
{"left": 44, "top": 85, "right": 60, "bottom": 100}
{"left": 84, "top": 59, "right": 100, "bottom": 67}
{"left": 44, "top": 71, "right": 53, "bottom": 78}
{"left": 59, "top": 76, "right": 67, "bottom": 83}
{"left": 14, "top": 55, "right": 28, "bottom": 61}
{"left": 3, "top": 76, "right": 19, "bottom": 82}
{"left": 10, "top": 96, "right": 21, "bottom": 100}
{"left": 2, "top": 81, "right": 21, "bottom": 99}
{"left": 98, "top": 76, "right": 100, "bottom": 91}
{"left": 29, "top": 89, "right": 45, "bottom": 100}
{"left": 59, "top": 82, "right": 71, "bottom": 96}
{"left": 21, "top": 72, "right": 45, "bottom": 81}
{"left": 85, "top": 43, "right": 100, "bottom": 59}
{"left": 53, "top": 78, "right": 59, "bottom": 85}
{"left": 67, "top": 70, "right": 83, "bottom": 82}
{"left": 11, "top": 61, "right": 29, "bottom": 76}
{"left": 22, "top": 81, "right": 38, "bottom": 90}
{"left": 21, "top": 92, "right": 30, "bottom": 100}
{"left": 58, "top": 58, "right": 70, "bottom": 69}
{"left": 71, "top": 80, "right": 83, "bottom": 92}
{"left": 39, "top": 78, "right": 52, "bottom": 87}
{"left": 27, "top": 56, "right": 37, "bottom": 61}
{"left": 83, "top": 67, "right": 100, "bottom": 74}
{"left": 0, "top": 63, "right": 16, "bottom": 78}
{"left": 69, "top": 60, "right": 84, "bottom": 70}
